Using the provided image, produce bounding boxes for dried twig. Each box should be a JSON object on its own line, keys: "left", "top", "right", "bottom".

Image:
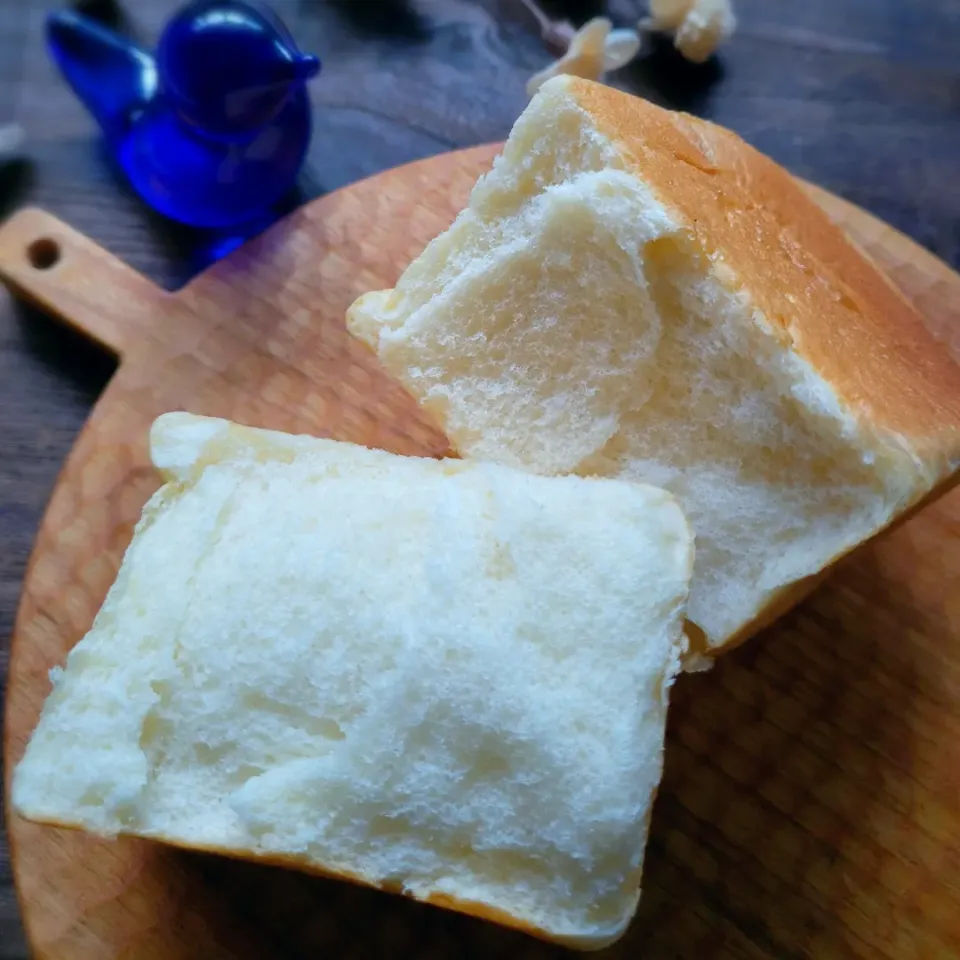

{"left": 518, "top": 0, "right": 576, "bottom": 50}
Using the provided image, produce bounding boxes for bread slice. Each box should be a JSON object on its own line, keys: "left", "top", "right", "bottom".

{"left": 347, "top": 75, "right": 960, "bottom": 653}
{"left": 13, "top": 412, "right": 693, "bottom": 950}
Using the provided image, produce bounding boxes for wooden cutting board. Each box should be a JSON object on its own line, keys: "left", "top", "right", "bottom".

{"left": 2, "top": 144, "right": 959, "bottom": 960}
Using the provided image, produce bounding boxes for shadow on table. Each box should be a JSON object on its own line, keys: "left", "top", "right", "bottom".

{"left": 621, "top": 33, "right": 725, "bottom": 116}
{"left": 0, "top": 162, "right": 34, "bottom": 226}
{"left": 12, "top": 300, "right": 116, "bottom": 403}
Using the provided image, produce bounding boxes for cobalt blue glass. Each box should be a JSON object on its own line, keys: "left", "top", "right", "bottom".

{"left": 46, "top": 1, "right": 320, "bottom": 229}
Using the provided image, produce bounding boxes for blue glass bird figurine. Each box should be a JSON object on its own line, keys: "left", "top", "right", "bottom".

{"left": 47, "top": 1, "right": 321, "bottom": 228}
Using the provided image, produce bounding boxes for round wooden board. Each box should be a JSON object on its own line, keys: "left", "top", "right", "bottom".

{"left": 2, "top": 145, "right": 960, "bottom": 960}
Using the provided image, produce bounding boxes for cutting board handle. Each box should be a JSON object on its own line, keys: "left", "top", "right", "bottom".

{"left": 0, "top": 207, "right": 165, "bottom": 357}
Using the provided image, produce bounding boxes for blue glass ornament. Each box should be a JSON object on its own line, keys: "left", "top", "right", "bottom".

{"left": 46, "top": 1, "right": 320, "bottom": 229}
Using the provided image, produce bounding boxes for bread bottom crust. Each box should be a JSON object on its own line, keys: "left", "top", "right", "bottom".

{"left": 704, "top": 468, "right": 960, "bottom": 656}
{"left": 13, "top": 813, "right": 624, "bottom": 951}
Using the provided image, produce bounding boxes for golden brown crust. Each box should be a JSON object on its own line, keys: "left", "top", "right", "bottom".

{"left": 566, "top": 77, "right": 960, "bottom": 476}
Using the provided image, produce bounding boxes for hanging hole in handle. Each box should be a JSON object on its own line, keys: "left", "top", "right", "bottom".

{"left": 27, "top": 237, "right": 61, "bottom": 270}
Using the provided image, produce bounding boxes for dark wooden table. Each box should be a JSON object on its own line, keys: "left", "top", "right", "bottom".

{"left": 1, "top": 1, "right": 958, "bottom": 956}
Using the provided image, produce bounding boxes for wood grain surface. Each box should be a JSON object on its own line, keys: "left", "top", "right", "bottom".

{"left": 1, "top": 1, "right": 959, "bottom": 957}
{"left": 3, "top": 137, "right": 960, "bottom": 960}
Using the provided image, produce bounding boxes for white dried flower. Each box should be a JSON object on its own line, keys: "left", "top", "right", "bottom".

{"left": 642, "top": 0, "right": 736, "bottom": 63}
{"left": 527, "top": 17, "right": 642, "bottom": 97}
{"left": 604, "top": 28, "right": 644, "bottom": 70}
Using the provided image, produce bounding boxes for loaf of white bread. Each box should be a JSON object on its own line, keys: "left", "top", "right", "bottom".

{"left": 13, "top": 412, "right": 694, "bottom": 949}
{"left": 348, "top": 75, "right": 960, "bottom": 654}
